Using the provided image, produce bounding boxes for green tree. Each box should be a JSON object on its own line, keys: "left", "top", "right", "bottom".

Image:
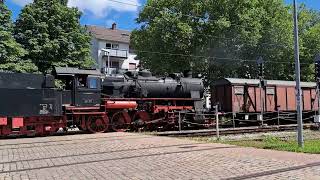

{"left": 0, "top": 0, "right": 37, "bottom": 72}
{"left": 131, "top": 0, "right": 320, "bottom": 83}
{"left": 14, "top": 0, "right": 94, "bottom": 73}
{"left": 299, "top": 8, "right": 320, "bottom": 81}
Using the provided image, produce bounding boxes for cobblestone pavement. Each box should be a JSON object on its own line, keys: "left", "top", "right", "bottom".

{"left": 0, "top": 133, "right": 320, "bottom": 180}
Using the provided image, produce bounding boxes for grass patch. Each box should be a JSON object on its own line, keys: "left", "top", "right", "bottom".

{"left": 190, "top": 136, "right": 320, "bottom": 154}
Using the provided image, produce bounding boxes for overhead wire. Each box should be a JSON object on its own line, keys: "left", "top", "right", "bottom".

{"left": 87, "top": 26, "right": 290, "bottom": 50}
{"left": 6, "top": 49, "right": 313, "bottom": 66}
{"left": 130, "top": 49, "right": 313, "bottom": 65}
{"left": 65, "top": 31, "right": 308, "bottom": 65}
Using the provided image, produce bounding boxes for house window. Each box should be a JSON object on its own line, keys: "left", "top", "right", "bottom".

{"left": 129, "top": 63, "right": 136, "bottom": 70}
{"left": 129, "top": 45, "right": 134, "bottom": 53}
{"left": 108, "top": 61, "right": 120, "bottom": 68}
{"left": 106, "top": 43, "right": 111, "bottom": 49}
{"left": 112, "top": 44, "right": 119, "bottom": 49}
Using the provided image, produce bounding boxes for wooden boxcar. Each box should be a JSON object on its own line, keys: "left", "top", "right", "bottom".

{"left": 211, "top": 78, "right": 319, "bottom": 119}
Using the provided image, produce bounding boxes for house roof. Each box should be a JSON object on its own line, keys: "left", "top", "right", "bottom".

{"left": 86, "top": 25, "right": 131, "bottom": 44}
{"left": 213, "top": 78, "right": 316, "bottom": 88}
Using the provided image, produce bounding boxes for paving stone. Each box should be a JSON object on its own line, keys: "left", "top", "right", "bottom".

{"left": 0, "top": 132, "right": 320, "bottom": 179}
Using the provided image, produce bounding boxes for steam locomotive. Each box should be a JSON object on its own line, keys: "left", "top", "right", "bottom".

{"left": 103, "top": 70, "right": 203, "bottom": 99}
{"left": 0, "top": 67, "right": 205, "bottom": 137}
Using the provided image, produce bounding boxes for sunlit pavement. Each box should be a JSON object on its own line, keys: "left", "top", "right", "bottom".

{"left": 0, "top": 132, "right": 320, "bottom": 180}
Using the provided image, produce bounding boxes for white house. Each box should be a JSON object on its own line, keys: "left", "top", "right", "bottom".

{"left": 86, "top": 23, "right": 139, "bottom": 75}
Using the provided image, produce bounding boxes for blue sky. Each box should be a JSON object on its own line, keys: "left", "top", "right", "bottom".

{"left": 6, "top": 0, "right": 320, "bottom": 31}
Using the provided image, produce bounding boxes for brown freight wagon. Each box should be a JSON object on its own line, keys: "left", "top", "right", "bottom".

{"left": 211, "top": 78, "right": 319, "bottom": 122}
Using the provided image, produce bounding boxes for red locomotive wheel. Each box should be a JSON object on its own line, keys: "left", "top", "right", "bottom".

{"left": 132, "top": 111, "right": 151, "bottom": 131}
{"left": 87, "top": 116, "right": 108, "bottom": 133}
{"left": 111, "top": 111, "right": 130, "bottom": 132}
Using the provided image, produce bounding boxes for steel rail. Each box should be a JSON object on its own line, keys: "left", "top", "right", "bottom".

{"left": 156, "top": 124, "right": 314, "bottom": 137}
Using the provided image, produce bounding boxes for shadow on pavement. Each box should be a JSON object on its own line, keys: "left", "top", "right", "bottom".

{"left": 225, "top": 161, "right": 320, "bottom": 180}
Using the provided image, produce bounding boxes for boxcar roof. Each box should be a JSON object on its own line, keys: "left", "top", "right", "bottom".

{"left": 213, "top": 78, "right": 316, "bottom": 88}
{"left": 55, "top": 67, "right": 101, "bottom": 76}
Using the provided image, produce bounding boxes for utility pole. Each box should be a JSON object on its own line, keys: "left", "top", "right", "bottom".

{"left": 315, "top": 54, "right": 320, "bottom": 117}
{"left": 293, "top": 0, "right": 304, "bottom": 148}
{"left": 215, "top": 105, "right": 220, "bottom": 140}
{"left": 257, "top": 56, "right": 264, "bottom": 125}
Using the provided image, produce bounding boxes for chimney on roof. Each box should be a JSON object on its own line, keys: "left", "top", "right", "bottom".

{"left": 111, "top": 23, "right": 117, "bottom": 30}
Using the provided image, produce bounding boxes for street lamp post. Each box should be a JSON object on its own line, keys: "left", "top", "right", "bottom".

{"left": 293, "top": 0, "right": 304, "bottom": 148}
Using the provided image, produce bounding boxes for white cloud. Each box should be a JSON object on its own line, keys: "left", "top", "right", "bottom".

{"left": 106, "top": 19, "right": 116, "bottom": 27}
{"left": 11, "top": 0, "right": 33, "bottom": 6}
{"left": 68, "top": 0, "right": 140, "bottom": 17}
{"left": 11, "top": 0, "right": 140, "bottom": 17}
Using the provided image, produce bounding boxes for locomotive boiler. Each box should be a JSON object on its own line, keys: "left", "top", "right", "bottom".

{"left": 102, "top": 70, "right": 204, "bottom": 99}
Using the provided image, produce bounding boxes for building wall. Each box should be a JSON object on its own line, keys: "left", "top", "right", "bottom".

{"left": 92, "top": 39, "right": 139, "bottom": 73}
{"left": 126, "top": 54, "right": 140, "bottom": 70}
{"left": 98, "top": 40, "right": 129, "bottom": 51}
{"left": 90, "top": 37, "right": 99, "bottom": 68}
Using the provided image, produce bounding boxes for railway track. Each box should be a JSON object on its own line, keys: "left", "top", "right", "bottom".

{"left": 1, "top": 124, "right": 316, "bottom": 140}
{"left": 156, "top": 124, "right": 315, "bottom": 137}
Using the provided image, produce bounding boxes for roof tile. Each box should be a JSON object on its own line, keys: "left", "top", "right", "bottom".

{"left": 86, "top": 25, "right": 131, "bottom": 44}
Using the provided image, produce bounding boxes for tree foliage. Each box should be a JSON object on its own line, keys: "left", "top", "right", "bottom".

{"left": 131, "top": 0, "right": 320, "bottom": 82}
{"left": 0, "top": 0, "right": 37, "bottom": 72}
{"left": 14, "top": 0, "right": 94, "bottom": 73}
{"left": 299, "top": 8, "right": 320, "bottom": 81}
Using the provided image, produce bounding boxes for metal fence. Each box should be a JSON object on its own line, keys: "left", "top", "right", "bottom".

{"left": 174, "top": 107, "right": 319, "bottom": 140}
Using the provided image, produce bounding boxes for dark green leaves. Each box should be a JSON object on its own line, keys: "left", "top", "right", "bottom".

{"left": 14, "top": 0, "right": 94, "bottom": 73}
{"left": 0, "top": 1, "right": 36, "bottom": 73}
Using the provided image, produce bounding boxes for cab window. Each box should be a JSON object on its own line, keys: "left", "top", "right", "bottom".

{"left": 88, "top": 77, "right": 98, "bottom": 89}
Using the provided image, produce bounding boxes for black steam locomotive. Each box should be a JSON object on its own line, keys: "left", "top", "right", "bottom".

{"left": 103, "top": 70, "right": 204, "bottom": 99}
{"left": 0, "top": 67, "right": 205, "bottom": 136}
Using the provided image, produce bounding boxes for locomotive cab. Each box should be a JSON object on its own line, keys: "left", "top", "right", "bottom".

{"left": 54, "top": 67, "right": 102, "bottom": 107}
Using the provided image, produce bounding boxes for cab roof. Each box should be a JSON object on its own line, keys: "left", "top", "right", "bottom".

{"left": 54, "top": 67, "right": 101, "bottom": 76}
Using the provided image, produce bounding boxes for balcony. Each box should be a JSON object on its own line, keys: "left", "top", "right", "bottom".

{"left": 102, "top": 49, "right": 128, "bottom": 58}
